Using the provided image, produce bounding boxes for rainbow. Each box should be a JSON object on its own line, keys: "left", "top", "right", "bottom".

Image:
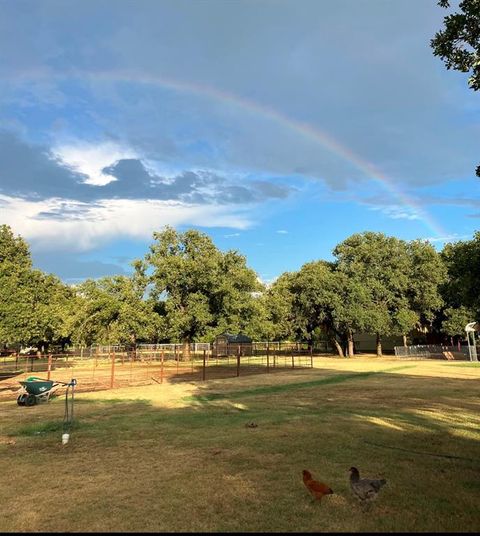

{"left": 13, "top": 68, "right": 447, "bottom": 237}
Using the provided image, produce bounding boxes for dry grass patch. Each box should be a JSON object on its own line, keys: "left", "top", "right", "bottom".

{"left": 1, "top": 357, "right": 479, "bottom": 532}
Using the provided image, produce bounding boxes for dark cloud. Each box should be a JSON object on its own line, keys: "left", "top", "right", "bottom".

{"left": 0, "top": 130, "right": 88, "bottom": 200}
{"left": 0, "top": 131, "right": 292, "bottom": 207}
{"left": 35, "top": 201, "right": 103, "bottom": 221}
{"left": 101, "top": 160, "right": 203, "bottom": 200}
{"left": 2, "top": 0, "right": 479, "bottom": 189}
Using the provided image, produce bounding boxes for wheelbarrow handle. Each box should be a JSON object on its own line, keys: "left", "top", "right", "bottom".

{"left": 57, "top": 379, "right": 77, "bottom": 387}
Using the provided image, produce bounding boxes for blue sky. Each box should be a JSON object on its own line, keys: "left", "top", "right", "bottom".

{"left": 0, "top": 0, "right": 479, "bottom": 284}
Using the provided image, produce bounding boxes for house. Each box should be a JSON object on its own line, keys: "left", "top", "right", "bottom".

{"left": 213, "top": 333, "right": 253, "bottom": 357}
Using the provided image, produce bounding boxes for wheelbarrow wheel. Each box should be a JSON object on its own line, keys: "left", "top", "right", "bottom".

{"left": 17, "top": 393, "right": 27, "bottom": 406}
{"left": 25, "top": 394, "right": 36, "bottom": 406}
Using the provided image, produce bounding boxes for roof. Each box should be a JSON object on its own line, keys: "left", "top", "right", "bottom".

{"left": 216, "top": 333, "right": 252, "bottom": 343}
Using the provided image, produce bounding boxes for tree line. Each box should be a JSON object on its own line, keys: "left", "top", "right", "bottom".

{"left": 0, "top": 224, "right": 479, "bottom": 356}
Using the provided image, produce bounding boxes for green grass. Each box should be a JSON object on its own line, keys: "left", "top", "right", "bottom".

{"left": 0, "top": 357, "right": 479, "bottom": 532}
{"left": 442, "top": 362, "right": 480, "bottom": 367}
{"left": 183, "top": 365, "right": 416, "bottom": 402}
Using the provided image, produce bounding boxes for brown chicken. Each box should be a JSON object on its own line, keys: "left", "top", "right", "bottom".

{"left": 302, "top": 470, "right": 334, "bottom": 502}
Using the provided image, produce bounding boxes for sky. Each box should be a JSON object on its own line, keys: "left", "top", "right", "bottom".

{"left": 0, "top": 0, "right": 479, "bottom": 284}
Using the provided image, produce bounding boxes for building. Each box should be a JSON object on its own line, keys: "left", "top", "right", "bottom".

{"left": 213, "top": 333, "right": 253, "bottom": 357}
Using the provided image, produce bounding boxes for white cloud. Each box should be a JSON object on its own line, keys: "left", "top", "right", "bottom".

{"left": 224, "top": 232, "right": 240, "bottom": 238}
{"left": 369, "top": 205, "right": 421, "bottom": 221}
{"left": 52, "top": 140, "right": 137, "bottom": 185}
{"left": 0, "top": 194, "right": 252, "bottom": 251}
{"left": 423, "top": 233, "right": 472, "bottom": 244}
{"left": 276, "top": 229, "right": 288, "bottom": 234}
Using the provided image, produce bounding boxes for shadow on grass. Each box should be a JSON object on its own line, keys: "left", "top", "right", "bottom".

{"left": 2, "top": 362, "right": 480, "bottom": 532}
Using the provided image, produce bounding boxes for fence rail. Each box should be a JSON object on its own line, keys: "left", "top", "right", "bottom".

{"left": 0, "top": 342, "right": 315, "bottom": 399}
{"left": 394, "top": 344, "right": 474, "bottom": 359}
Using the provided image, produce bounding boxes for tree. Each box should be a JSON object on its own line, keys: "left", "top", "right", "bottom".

{"left": 404, "top": 240, "right": 447, "bottom": 344}
{"left": 441, "top": 305, "right": 475, "bottom": 343}
{"left": 0, "top": 224, "right": 76, "bottom": 350}
{"left": 440, "top": 231, "right": 480, "bottom": 324}
{"left": 26, "top": 270, "right": 76, "bottom": 350}
{"left": 334, "top": 232, "right": 414, "bottom": 356}
{"left": 288, "top": 261, "right": 352, "bottom": 356}
{"left": 262, "top": 272, "right": 296, "bottom": 341}
{"left": 0, "top": 225, "right": 40, "bottom": 347}
{"left": 70, "top": 270, "right": 161, "bottom": 347}
{"left": 329, "top": 270, "right": 372, "bottom": 357}
{"left": 431, "top": 0, "right": 480, "bottom": 177}
{"left": 143, "top": 227, "right": 262, "bottom": 355}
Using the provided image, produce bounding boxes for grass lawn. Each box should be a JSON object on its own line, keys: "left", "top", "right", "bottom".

{"left": 1, "top": 356, "right": 479, "bottom": 532}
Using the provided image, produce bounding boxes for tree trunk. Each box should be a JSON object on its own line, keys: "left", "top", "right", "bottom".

{"left": 330, "top": 336, "right": 344, "bottom": 358}
{"left": 347, "top": 329, "right": 355, "bottom": 357}
{"left": 376, "top": 333, "right": 382, "bottom": 357}
{"left": 403, "top": 334, "right": 408, "bottom": 347}
{"left": 182, "top": 340, "right": 190, "bottom": 361}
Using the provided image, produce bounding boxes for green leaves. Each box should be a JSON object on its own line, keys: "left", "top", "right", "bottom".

{"left": 70, "top": 275, "right": 159, "bottom": 345}
{"left": 143, "top": 226, "right": 262, "bottom": 343}
{"left": 440, "top": 231, "right": 480, "bottom": 333}
{"left": 432, "top": 0, "right": 480, "bottom": 175}
{"left": 281, "top": 232, "right": 446, "bottom": 356}
{"left": 0, "top": 225, "right": 74, "bottom": 347}
{"left": 0, "top": 223, "right": 475, "bottom": 353}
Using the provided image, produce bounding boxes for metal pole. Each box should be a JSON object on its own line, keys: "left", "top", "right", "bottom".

{"left": 472, "top": 332, "right": 478, "bottom": 361}
{"left": 236, "top": 346, "right": 240, "bottom": 377}
{"left": 202, "top": 350, "right": 206, "bottom": 381}
{"left": 266, "top": 342, "right": 270, "bottom": 373}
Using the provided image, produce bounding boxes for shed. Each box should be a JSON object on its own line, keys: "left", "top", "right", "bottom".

{"left": 214, "top": 333, "right": 253, "bottom": 357}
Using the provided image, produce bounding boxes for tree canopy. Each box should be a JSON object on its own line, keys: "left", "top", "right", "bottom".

{"left": 142, "top": 227, "right": 262, "bottom": 350}
{"left": 431, "top": 0, "right": 480, "bottom": 176}
{"left": 0, "top": 223, "right": 475, "bottom": 355}
{"left": 0, "top": 225, "right": 73, "bottom": 349}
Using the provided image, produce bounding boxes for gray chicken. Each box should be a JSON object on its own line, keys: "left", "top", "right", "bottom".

{"left": 348, "top": 466, "right": 387, "bottom": 510}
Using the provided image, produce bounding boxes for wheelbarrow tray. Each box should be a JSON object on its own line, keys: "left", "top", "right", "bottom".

{"left": 18, "top": 377, "right": 55, "bottom": 396}
{"left": 17, "top": 377, "right": 75, "bottom": 406}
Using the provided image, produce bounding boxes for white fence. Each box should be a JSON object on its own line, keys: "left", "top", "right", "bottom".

{"left": 394, "top": 344, "right": 472, "bottom": 359}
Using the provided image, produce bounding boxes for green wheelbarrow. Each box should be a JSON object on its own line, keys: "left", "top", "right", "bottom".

{"left": 17, "top": 376, "right": 72, "bottom": 406}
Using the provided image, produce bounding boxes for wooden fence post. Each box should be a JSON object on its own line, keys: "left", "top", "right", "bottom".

{"left": 47, "top": 354, "right": 52, "bottom": 380}
{"left": 130, "top": 350, "right": 134, "bottom": 382}
{"left": 161, "top": 350, "right": 164, "bottom": 384}
{"left": 110, "top": 350, "right": 116, "bottom": 389}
